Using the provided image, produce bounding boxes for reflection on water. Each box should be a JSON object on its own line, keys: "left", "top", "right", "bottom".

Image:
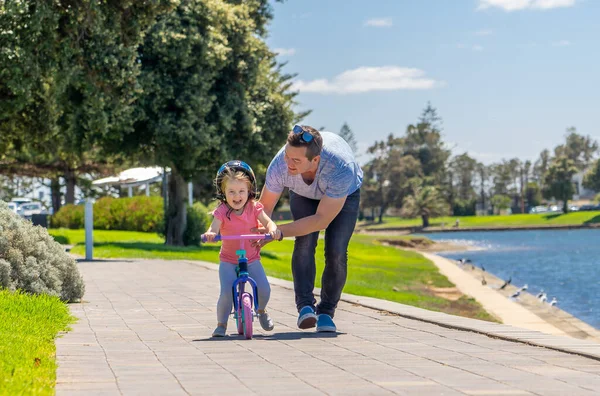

{"left": 436, "top": 238, "right": 539, "bottom": 252}
{"left": 418, "top": 229, "right": 600, "bottom": 329}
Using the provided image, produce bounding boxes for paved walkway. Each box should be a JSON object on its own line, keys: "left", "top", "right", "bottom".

{"left": 56, "top": 259, "right": 600, "bottom": 395}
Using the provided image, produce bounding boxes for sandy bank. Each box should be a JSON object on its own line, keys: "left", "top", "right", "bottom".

{"left": 419, "top": 250, "right": 600, "bottom": 343}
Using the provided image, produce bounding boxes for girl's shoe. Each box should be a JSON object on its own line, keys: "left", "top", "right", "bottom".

{"left": 258, "top": 312, "right": 274, "bottom": 331}
{"left": 212, "top": 325, "right": 227, "bottom": 337}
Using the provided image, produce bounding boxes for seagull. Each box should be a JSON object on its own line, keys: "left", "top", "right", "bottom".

{"left": 539, "top": 293, "right": 548, "bottom": 303}
{"left": 536, "top": 290, "right": 545, "bottom": 299}
{"left": 499, "top": 277, "right": 512, "bottom": 290}
{"left": 480, "top": 264, "right": 486, "bottom": 272}
{"left": 519, "top": 284, "right": 528, "bottom": 292}
{"left": 457, "top": 258, "right": 472, "bottom": 265}
{"left": 549, "top": 297, "right": 558, "bottom": 306}
{"left": 510, "top": 290, "right": 520, "bottom": 299}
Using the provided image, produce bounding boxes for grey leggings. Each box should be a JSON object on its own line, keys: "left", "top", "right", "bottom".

{"left": 217, "top": 260, "right": 271, "bottom": 325}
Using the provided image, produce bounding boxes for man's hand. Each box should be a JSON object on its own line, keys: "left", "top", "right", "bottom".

{"left": 268, "top": 228, "right": 283, "bottom": 242}
{"left": 250, "top": 226, "right": 272, "bottom": 248}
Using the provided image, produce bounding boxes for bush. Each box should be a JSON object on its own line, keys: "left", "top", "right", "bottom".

{"left": 452, "top": 199, "right": 476, "bottom": 216}
{"left": 0, "top": 201, "right": 85, "bottom": 302}
{"left": 50, "top": 204, "right": 84, "bottom": 229}
{"left": 183, "top": 202, "right": 211, "bottom": 246}
{"left": 50, "top": 196, "right": 164, "bottom": 232}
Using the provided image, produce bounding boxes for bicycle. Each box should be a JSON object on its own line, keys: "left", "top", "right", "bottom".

{"left": 201, "top": 233, "right": 273, "bottom": 339}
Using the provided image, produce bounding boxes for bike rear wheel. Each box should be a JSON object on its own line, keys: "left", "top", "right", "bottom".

{"left": 241, "top": 293, "right": 253, "bottom": 339}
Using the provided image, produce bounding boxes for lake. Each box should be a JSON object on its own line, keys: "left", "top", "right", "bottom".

{"left": 419, "top": 229, "right": 600, "bottom": 329}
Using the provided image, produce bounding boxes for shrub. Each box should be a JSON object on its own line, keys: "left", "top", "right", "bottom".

{"left": 452, "top": 199, "right": 476, "bottom": 216}
{"left": 50, "top": 204, "right": 84, "bottom": 229}
{"left": 0, "top": 201, "right": 85, "bottom": 302}
{"left": 183, "top": 202, "right": 211, "bottom": 246}
{"left": 93, "top": 196, "right": 164, "bottom": 232}
{"left": 50, "top": 196, "right": 164, "bottom": 232}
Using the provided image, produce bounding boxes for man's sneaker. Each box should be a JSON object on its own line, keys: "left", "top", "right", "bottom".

{"left": 258, "top": 311, "right": 274, "bottom": 331}
{"left": 297, "top": 306, "right": 317, "bottom": 329}
{"left": 212, "top": 325, "right": 226, "bottom": 337}
{"left": 316, "top": 314, "right": 336, "bottom": 333}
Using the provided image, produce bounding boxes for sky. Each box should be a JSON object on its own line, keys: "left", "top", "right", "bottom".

{"left": 266, "top": 0, "right": 599, "bottom": 165}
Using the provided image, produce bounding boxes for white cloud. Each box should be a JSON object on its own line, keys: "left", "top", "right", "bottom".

{"left": 477, "top": 0, "right": 576, "bottom": 11}
{"left": 273, "top": 48, "right": 296, "bottom": 56}
{"left": 364, "top": 18, "right": 393, "bottom": 28}
{"left": 552, "top": 39, "right": 571, "bottom": 46}
{"left": 475, "top": 29, "right": 493, "bottom": 36}
{"left": 292, "top": 66, "right": 440, "bottom": 94}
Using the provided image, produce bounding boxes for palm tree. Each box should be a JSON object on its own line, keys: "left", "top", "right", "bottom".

{"left": 401, "top": 183, "right": 449, "bottom": 228}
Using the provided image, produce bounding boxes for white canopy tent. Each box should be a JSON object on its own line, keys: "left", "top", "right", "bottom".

{"left": 92, "top": 167, "right": 166, "bottom": 197}
{"left": 91, "top": 166, "right": 193, "bottom": 205}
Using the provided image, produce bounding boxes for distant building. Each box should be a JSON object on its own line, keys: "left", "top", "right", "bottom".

{"left": 572, "top": 170, "right": 596, "bottom": 200}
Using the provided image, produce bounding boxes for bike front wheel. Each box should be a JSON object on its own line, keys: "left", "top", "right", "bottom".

{"left": 241, "top": 293, "right": 253, "bottom": 339}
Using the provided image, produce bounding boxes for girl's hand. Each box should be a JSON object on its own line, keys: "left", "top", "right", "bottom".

{"left": 202, "top": 232, "right": 217, "bottom": 242}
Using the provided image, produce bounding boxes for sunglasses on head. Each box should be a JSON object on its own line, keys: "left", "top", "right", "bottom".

{"left": 292, "top": 125, "right": 314, "bottom": 143}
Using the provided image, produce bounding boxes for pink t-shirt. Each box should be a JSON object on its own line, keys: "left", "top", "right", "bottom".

{"left": 213, "top": 201, "right": 264, "bottom": 264}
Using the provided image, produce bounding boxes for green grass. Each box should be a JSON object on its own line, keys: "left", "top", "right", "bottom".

{"left": 49, "top": 229, "right": 495, "bottom": 321}
{"left": 361, "top": 211, "right": 600, "bottom": 230}
{"left": 0, "top": 290, "right": 75, "bottom": 395}
{"left": 49, "top": 229, "right": 163, "bottom": 245}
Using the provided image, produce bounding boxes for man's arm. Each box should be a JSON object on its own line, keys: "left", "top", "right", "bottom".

{"left": 258, "top": 185, "right": 282, "bottom": 218}
{"left": 278, "top": 195, "right": 346, "bottom": 238}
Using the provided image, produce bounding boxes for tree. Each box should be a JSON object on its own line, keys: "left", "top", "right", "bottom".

{"left": 543, "top": 156, "right": 578, "bottom": 213}
{"left": 583, "top": 158, "right": 600, "bottom": 192}
{"left": 489, "top": 161, "right": 512, "bottom": 197}
{"left": 448, "top": 153, "right": 478, "bottom": 215}
{"left": 338, "top": 122, "right": 359, "bottom": 155}
{"left": 507, "top": 158, "right": 522, "bottom": 211}
{"left": 0, "top": 0, "right": 172, "bottom": 206}
{"left": 522, "top": 160, "right": 532, "bottom": 211}
{"left": 533, "top": 149, "right": 551, "bottom": 186}
{"left": 401, "top": 182, "right": 448, "bottom": 228}
{"left": 364, "top": 136, "right": 422, "bottom": 223}
{"left": 475, "top": 162, "right": 489, "bottom": 214}
{"left": 554, "top": 127, "right": 598, "bottom": 171}
{"left": 123, "top": 0, "right": 297, "bottom": 245}
{"left": 404, "top": 103, "right": 450, "bottom": 182}
{"left": 525, "top": 181, "right": 543, "bottom": 208}
{"left": 490, "top": 194, "right": 511, "bottom": 215}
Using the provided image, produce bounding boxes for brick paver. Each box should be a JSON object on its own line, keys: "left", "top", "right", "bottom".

{"left": 56, "top": 259, "right": 600, "bottom": 395}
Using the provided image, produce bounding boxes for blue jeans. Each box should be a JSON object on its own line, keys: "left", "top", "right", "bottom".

{"left": 289, "top": 189, "right": 360, "bottom": 318}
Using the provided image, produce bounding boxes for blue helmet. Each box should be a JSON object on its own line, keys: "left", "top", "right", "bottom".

{"left": 214, "top": 160, "right": 257, "bottom": 202}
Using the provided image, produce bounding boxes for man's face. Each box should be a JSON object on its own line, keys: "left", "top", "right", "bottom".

{"left": 284, "top": 144, "right": 318, "bottom": 175}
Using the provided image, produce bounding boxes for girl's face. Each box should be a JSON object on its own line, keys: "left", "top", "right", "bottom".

{"left": 224, "top": 178, "right": 249, "bottom": 210}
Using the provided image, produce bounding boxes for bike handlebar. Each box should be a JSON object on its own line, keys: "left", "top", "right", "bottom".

{"left": 201, "top": 234, "right": 274, "bottom": 243}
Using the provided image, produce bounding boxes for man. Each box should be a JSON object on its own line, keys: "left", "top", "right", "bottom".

{"left": 256, "top": 124, "right": 362, "bottom": 332}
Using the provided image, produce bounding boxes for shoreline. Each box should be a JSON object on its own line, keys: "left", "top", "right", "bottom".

{"left": 360, "top": 222, "right": 600, "bottom": 234}
{"left": 416, "top": 245, "right": 600, "bottom": 343}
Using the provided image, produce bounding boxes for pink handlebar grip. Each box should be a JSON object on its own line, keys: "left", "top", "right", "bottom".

{"left": 201, "top": 234, "right": 273, "bottom": 243}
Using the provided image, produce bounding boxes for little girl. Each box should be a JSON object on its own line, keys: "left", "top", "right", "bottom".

{"left": 202, "top": 160, "right": 282, "bottom": 337}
